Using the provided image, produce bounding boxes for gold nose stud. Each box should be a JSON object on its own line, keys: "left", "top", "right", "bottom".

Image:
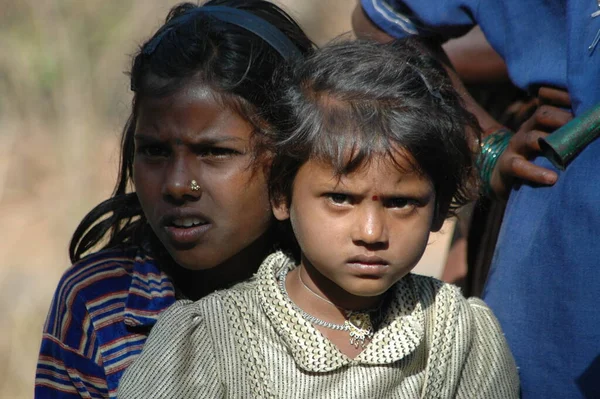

{"left": 190, "top": 180, "right": 200, "bottom": 191}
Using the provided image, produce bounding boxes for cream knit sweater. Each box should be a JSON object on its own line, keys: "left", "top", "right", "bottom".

{"left": 118, "top": 251, "right": 519, "bottom": 398}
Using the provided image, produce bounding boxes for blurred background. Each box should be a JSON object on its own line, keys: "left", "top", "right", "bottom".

{"left": 0, "top": 1, "right": 453, "bottom": 397}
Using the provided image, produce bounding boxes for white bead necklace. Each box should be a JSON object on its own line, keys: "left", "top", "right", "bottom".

{"left": 277, "top": 266, "right": 376, "bottom": 348}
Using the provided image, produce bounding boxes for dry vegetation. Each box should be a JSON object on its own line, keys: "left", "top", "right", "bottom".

{"left": 0, "top": 1, "right": 448, "bottom": 397}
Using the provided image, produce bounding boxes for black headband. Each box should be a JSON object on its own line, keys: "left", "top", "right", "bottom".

{"left": 143, "top": 5, "right": 302, "bottom": 60}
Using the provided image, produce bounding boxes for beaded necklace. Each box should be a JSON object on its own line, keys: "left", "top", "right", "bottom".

{"left": 277, "top": 266, "right": 379, "bottom": 348}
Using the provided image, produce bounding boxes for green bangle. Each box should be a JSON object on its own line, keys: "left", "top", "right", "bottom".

{"left": 477, "top": 128, "right": 513, "bottom": 195}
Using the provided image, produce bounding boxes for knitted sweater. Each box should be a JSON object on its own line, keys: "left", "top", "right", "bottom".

{"left": 118, "top": 251, "right": 519, "bottom": 398}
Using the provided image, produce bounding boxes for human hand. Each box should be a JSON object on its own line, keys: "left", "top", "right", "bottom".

{"left": 490, "top": 87, "right": 573, "bottom": 198}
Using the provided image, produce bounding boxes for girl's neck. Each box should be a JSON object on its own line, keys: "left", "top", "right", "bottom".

{"left": 299, "top": 258, "right": 384, "bottom": 312}
{"left": 158, "top": 232, "right": 273, "bottom": 301}
{"left": 284, "top": 264, "right": 386, "bottom": 359}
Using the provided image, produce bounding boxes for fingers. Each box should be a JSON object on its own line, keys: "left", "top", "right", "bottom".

{"left": 490, "top": 130, "right": 558, "bottom": 197}
{"left": 534, "top": 104, "right": 573, "bottom": 130}
{"left": 487, "top": 87, "right": 568, "bottom": 197}
{"left": 538, "top": 87, "right": 571, "bottom": 107}
{"left": 516, "top": 103, "right": 573, "bottom": 135}
{"left": 510, "top": 129, "right": 548, "bottom": 156}
{"left": 502, "top": 155, "right": 558, "bottom": 186}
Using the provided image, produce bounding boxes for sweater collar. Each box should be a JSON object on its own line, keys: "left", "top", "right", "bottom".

{"left": 257, "top": 251, "right": 425, "bottom": 373}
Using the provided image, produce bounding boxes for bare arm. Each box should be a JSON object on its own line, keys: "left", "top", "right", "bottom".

{"left": 443, "top": 26, "right": 508, "bottom": 84}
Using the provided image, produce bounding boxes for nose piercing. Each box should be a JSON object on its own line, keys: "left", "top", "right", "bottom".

{"left": 190, "top": 180, "right": 200, "bottom": 191}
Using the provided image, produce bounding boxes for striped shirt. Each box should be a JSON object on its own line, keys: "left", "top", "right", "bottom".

{"left": 118, "top": 251, "right": 519, "bottom": 398}
{"left": 35, "top": 246, "right": 176, "bottom": 398}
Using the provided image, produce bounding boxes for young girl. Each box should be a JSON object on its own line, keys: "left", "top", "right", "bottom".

{"left": 34, "top": 1, "right": 312, "bottom": 397}
{"left": 118, "top": 39, "right": 519, "bottom": 398}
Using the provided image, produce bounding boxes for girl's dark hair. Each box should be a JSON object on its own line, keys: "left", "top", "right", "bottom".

{"left": 269, "top": 39, "right": 480, "bottom": 226}
{"left": 69, "top": 0, "right": 313, "bottom": 262}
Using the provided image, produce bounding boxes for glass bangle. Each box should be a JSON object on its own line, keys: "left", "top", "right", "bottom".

{"left": 477, "top": 128, "right": 514, "bottom": 196}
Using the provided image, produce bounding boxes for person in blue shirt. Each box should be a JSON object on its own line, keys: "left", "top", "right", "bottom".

{"left": 353, "top": 1, "right": 600, "bottom": 398}
{"left": 34, "top": 1, "right": 312, "bottom": 397}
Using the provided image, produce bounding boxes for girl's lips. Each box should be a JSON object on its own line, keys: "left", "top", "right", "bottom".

{"left": 345, "top": 254, "right": 389, "bottom": 275}
{"left": 346, "top": 262, "right": 389, "bottom": 276}
{"left": 164, "top": 223, "right": 212, "bottom": 247}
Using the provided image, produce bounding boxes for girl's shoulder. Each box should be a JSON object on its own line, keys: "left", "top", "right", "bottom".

{"left": 402, "top": 273, "right": 496, "bottom": 333}
{"left": 154, "top": 252, "right": 290, "bottom": 339}
{"left": 402, "top": 275, "right": 518, "bottom": 396}
{"left": 150, "top": 292, "right": 251, "bottom": 353}
{"left": 51, "top": 246, "right": 149, "bottom": 304}
{"left": 43, "top": 246, "right": 164, "bottom": 336}
{"left": 38, "top": 246, "right": 172, "bottom": 395}
{"left": 402, "top": 274, "right": 504, "bottom": 345}
{"left": 162, "top": 276, "right": 260, "bottom": 324}
{"left": 404, "top": 273, "right": 464, "bottom": 306}
{"left": 63, "top": 245, "right": 145, "bottom": 281}
{"left": 164, "top": 253, "right": 287, "bottom": 338}
{"left": 194, "top": 250, "right": 292, "bottom": 313}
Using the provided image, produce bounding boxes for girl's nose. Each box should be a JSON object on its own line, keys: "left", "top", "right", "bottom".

{"left": 162, "top": 157, "right": 201, "bottom": 202}
{"left": 351, "top": 206, "right": 389, "bottom": 247}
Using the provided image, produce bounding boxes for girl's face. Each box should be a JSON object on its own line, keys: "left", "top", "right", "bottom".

{"left": 133, "top": 83, "right": 273, "bottom": 270}
{"left": 274, "top": 152, "right": 436, "bottom": 308}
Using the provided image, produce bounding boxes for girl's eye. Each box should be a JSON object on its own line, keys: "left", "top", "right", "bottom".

{"left": 327, "top": 193, "right": 351, "bottom": 205}
{"left": 137, "top": 145, "right": 168, "bottom": 158}
{"left": 384, "top": 198, "right": 415, "bottom": 209}
{"left": 197, "top": 146, "right": 239, "bottom": 158}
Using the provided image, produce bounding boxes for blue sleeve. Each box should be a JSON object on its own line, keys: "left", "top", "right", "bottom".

{"left": 35, "top": 334, "right": 109, "bottom": 398}
{"left": 360, "top": 0, "right": 479, "bottom": 39}
{"left": 35, "top": 277, "right": 109, "bottom": 398}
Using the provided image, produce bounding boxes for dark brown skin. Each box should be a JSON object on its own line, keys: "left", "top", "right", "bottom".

{"left": 491, "top": 87, "right": 572, "bottom": 198}
{"left": 443, "top": 26, "right": 510, "bottom": 84}
{"left": 133, "top": 82, "right": 274, "bottom": 297}
{"left": 351, "top": 4, "right": 573, "bottom": 199}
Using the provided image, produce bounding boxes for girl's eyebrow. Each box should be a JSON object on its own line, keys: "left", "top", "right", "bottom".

{"left": 133, "top": 133, "right": 244, "bottom": 144}
{"left": 133, "top": 134, "right": 161, "bottom": 142}
{"left": 196, "top": 135, "right": 246, "bottom": 145}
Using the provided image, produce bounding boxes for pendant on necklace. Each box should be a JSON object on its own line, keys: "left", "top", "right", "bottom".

{"left": 345, "top": 312, "right": 374, "bottom": 348}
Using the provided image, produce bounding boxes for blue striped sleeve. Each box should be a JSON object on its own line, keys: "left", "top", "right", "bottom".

{"left": 35, "top": 247, "right": 174, "bottom": 398}
{"left": 35, "top": 249, "right": 134, "bottom": 398}
{"left": 36, "top": 334, "right": 109, "bottom": 398}
{"left": 36, "top": 292, "right": 109, "bottom": 398}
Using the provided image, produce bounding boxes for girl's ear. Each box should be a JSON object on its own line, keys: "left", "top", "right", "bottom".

{"left": 271, "top": 196, "right": 291, "bottom": 221}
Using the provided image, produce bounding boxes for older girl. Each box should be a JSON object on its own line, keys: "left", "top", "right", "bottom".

{"left": 35, "top": 1, "right": 312, "bottom": 397}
